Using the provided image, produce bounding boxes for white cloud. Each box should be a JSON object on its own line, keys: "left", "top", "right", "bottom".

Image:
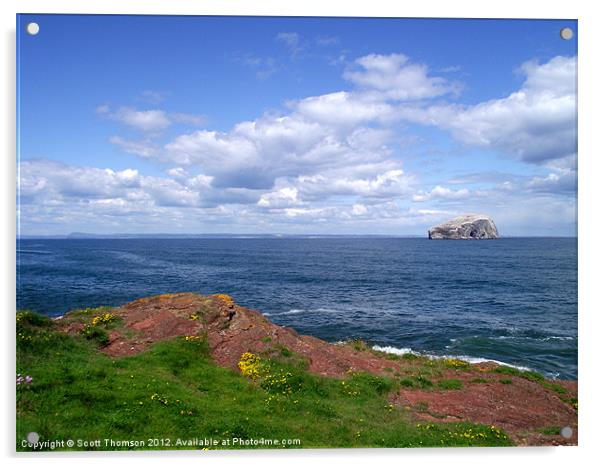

{"left": 19, "top": 159, "right": 202, "bottom": 209}
{"left": 295, "top": 91, "right": 395, "bottom": 126}
{"left": 111, "top": 107, "right": 171, "bottom": 132}
{"left": 257, "top": 187, "right": 301, "bottom": 208}
{"left": 352, "top": 203, "right": 368, "bottom": 216}
{"left": 25, "top": 52, "right": 576, "bottom": 236}
{"left": 169, "top": 112, "right": 206, "bottom": 127}
{"left": 412, "top": 185, "right": 472, "bottom": 202}
{"left": 343, "top": 53, "right": 461, "bottom": 101}
{"left": 109, "top": 136, "right": 158, "bottom": 158}
{"left": 397, "top": 56, "right": 577, "bottom": 166}
{"left": 525, "top": 168, "right": 576, "bottom": 194}
{"left": 108, "top": 53, "right": 456, "bottom": 194}
{"left": 163, "top": 112, "right": 401, "bottom": 190}
{"left": 296, "top": 168, "right": 412, "bottom": 199}
{"left": 100, "top": 106, "right": 205, "bottom": 134}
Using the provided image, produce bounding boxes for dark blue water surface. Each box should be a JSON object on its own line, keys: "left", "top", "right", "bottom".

{"left": 16, "top": 238, "right": 577, "bottom": 379}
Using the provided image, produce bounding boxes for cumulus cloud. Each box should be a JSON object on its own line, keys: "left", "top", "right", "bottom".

{"left": 295, "top": 168, "right": 412, "bottom": 199}
{"left": 104, "top": 53, "right": 455, "bottom": 195}
{"left": 110, "top": 107, "right": 171, "bottom": 132}
{"left": 257, "top": 187, "right": 302, "bottom": 208}
{"left": 397, "top": 56, "right": 577, "bottom": 167}
{"left": 19, "top": 159, "right": 203, "bottom": 209}
{"left": 343, "top": 53, "right": 461, "bottom": 101}
{"left": 24, "top": 53, "right": 577, "bottom": 236}
{"left": 109, "top": 136, "right": 158, "bottom": 158}
{"left": 412, "top": 185, "right": 472, "bottom": 202}
{"left": 524, "top": 168, "right": 577, "bottom": 194}
{"left": 100, "top": 106, "right": 205, "bottom": 133}
{"left": 294, "top": 91, "right": 395, "bottom": 126}
{"left": 163, "top": 113, "right": 403, "bottom": 191}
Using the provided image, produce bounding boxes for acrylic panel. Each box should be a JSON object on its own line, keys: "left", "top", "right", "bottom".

{"left": 16, "top": 14, "right": 577, "bottom": 451}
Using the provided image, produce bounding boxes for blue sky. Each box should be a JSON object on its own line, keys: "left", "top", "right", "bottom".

{"left": 17, "top": 15, "right": 577, "bottom": 236}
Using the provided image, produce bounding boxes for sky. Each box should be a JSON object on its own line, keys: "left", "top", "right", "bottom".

{"left": 17, "top": 15, "right": 577, "bottom": 236}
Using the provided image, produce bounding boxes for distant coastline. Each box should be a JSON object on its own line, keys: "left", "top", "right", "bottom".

{"left": 17, "top": 233, "right": 578, "bottom": 240}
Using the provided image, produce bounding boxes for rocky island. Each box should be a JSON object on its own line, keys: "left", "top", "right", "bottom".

{"left": 428, "top": 214, "right": 499, "bottom": 240}
{"left": 17, "top": 293, "right": 577, "bottom": 449}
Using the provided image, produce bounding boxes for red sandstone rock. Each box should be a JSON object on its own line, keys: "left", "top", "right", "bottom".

{"left": 57, "top": 292, "right": 578, "bottom": 446}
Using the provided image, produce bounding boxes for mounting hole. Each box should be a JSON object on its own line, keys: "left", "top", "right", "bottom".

{"left": 26, "top": 22, "right": 40, "bottom": 36}
{"left": 560, "top": 426, "right": 573, "bottom": 439}
{"left": 560, "top": 27, "right": 573, "bottom": 40}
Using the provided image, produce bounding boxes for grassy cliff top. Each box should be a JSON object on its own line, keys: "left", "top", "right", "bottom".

{"left": 16, "top": 293, "right": 577, "bottom": 450}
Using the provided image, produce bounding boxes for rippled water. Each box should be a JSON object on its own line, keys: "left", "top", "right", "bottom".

{"left": 16, "top": 237, "right": 577, "bottom": 379}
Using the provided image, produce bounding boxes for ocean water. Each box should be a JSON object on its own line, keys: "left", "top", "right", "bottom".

{"left": 16, "top": 237, "right": 577, "bottom": 379}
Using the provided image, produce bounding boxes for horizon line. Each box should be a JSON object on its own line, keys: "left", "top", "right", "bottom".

{"left": 17, "top": 233, "right": 578, "bottom": 239}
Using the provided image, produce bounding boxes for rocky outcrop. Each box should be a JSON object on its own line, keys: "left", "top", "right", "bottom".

{"left": 428, "top": 214, "right": 499, "bottom": 240}
{"left": 54, "top": 292, "right": 576, "bottom": 445}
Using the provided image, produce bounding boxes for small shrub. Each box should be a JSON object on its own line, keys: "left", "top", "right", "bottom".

{"left": 352, "top": 372, "right": 395, "bottom": 395}
{"left": 491, "top": 366, "right": 544, "bottom": 382}
{"left": 349, "top": 339, "right": 369, "bottom": 352}
{"left": 91, "top": 313, "right": 118, "bottom": 327}
{"left": 541, "top": 381, "right": 567, "bottom": 395}
{"left": 238, "top": 352, "right": 263, "bottom": 379}
{"left": 212, "top": 293, "right": 234, "bottom": 305}
{"left": 443, "top": 358, "right": 470, "bottom": 370}
{"left": 16, "top": 311, "right": 52, "bottom": 327}
{"left": 416, "top": 401, "right": 429, "bottom": 412}
{"left": 538, "top": 426, "right": 560, "bottom": 435}
{"left": 415, "top": 375, "right": 433, "bottom": 388}
{"left": 80, "top": 325, "right": 109, "bottom": 346}
{"left": 438, "top": 379, "right": 463, "bottom": 390}
{"left": 402, "top": 353, "right": 419, "bottom": 361}
{"left": 499, "top": 378, "right": 513, "bottom": 385}
{"left": 470, "top": 377, "right": 488, "bottom": 384}
{"left": 399, "top": 378, "right": 414, "bottom": 388}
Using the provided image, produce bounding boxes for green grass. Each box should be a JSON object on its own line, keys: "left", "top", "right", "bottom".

{"left": 437, "top": 379, "right": 463, "bottom": 390}
{"left": 499, "top": 379, "right": 513, "bottom": 385}
{"left": 490, "top": 365, "right": 543, "bottom": 382}
{"left": 16, "top": 312, "right": 513, "bottom": 451}
{"left": 470, "top": 378, "right": 488, "bottom": 384}
{"left": 490, "top": 366, "right": 569, "bottom": 397}
{"left": 537, "top": 426, "right": 561, "bottom": 435}
{"left": 399, "top": 378, "right": 414, "bottom": 388}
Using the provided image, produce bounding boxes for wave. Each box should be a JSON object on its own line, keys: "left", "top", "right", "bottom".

{"left": 372, "top": 344, "right": 535, "bottom": 374}
{"left": 492, "top": 335, "right": 574, "bottom": 342}
{"left": 372, "top": 345, "right": 414, "bottom": 355}
{"left": 277, "top": 307, "right": 340, "bottom": 316}
{"left": 17, "top": 249, "right": 53, "bottom": 255}
{"left": 283, "top": 309, "right": 305, "bottom": 315}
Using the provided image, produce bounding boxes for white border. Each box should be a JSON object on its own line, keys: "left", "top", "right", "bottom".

{"left": 2, "top": 1, "right": 600, "bottom": 465}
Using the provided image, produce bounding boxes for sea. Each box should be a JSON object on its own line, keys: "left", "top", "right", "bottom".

{"left": 16, "top": 237, "right": 578, "bottom": 379}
